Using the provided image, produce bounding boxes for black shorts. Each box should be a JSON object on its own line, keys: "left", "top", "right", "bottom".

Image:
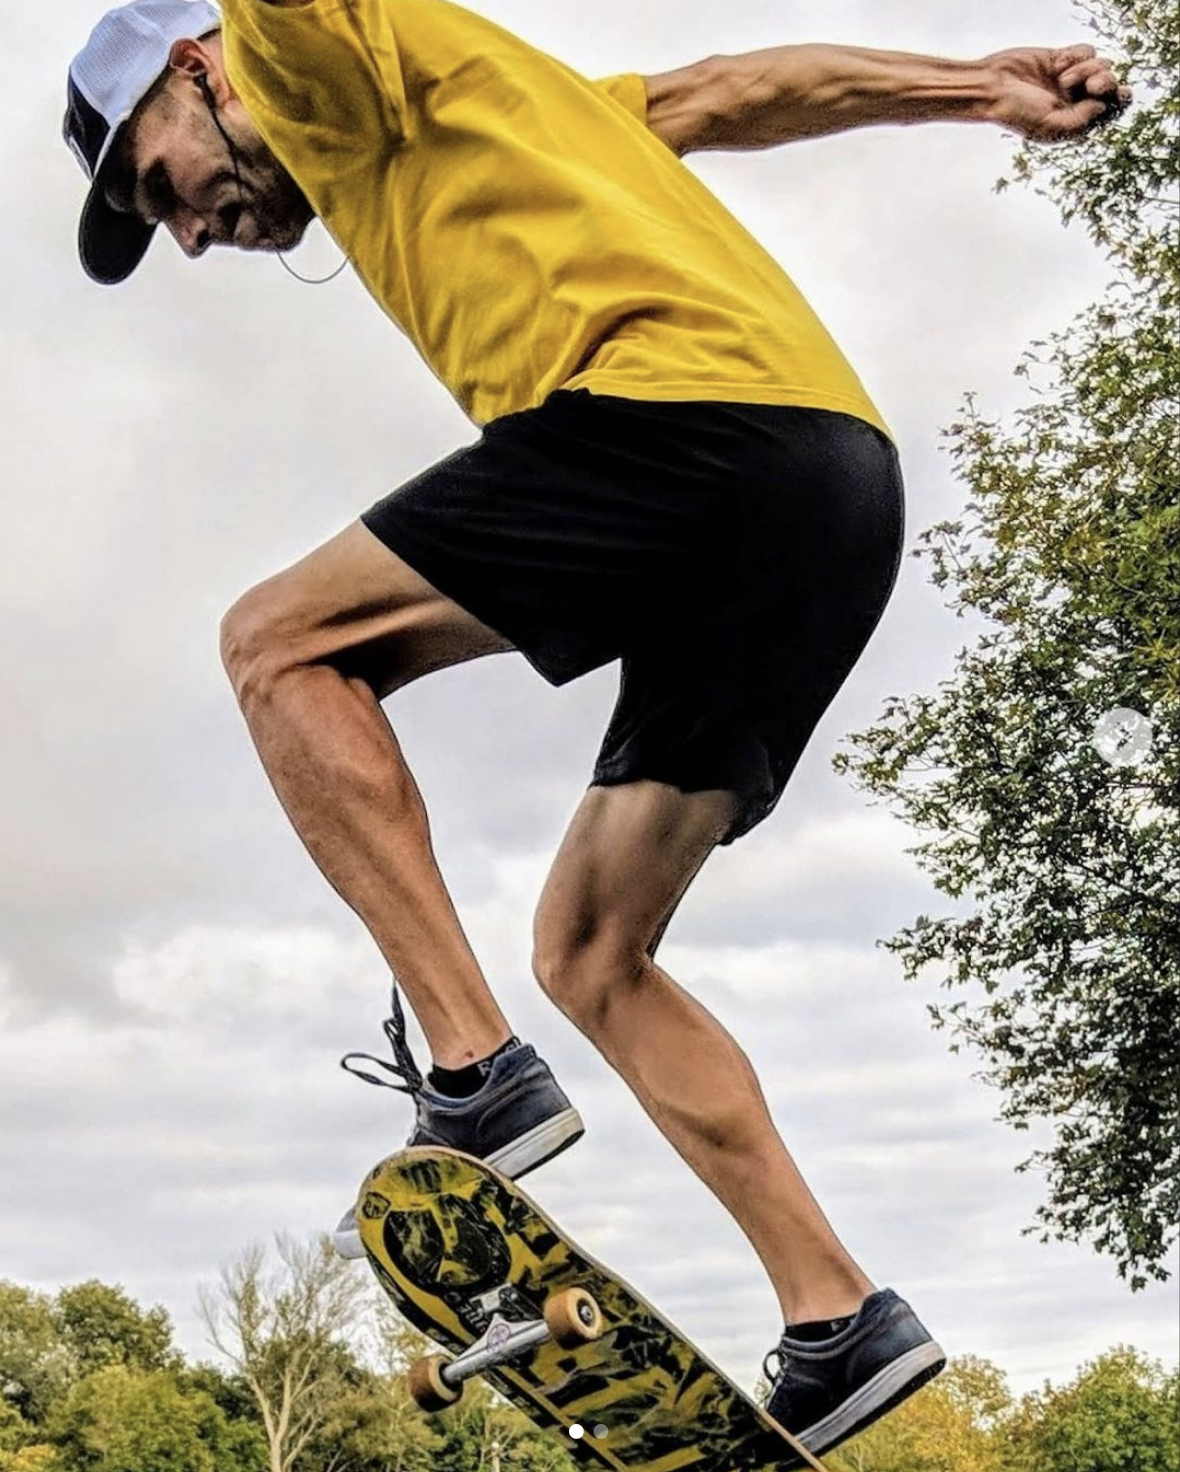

{"left": 361, "top": 390, "right": 904, "bottom": 843}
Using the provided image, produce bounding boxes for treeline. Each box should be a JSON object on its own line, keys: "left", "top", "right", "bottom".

{"left": 1, "top": 1240, "right": 1176, "bottom": 1471}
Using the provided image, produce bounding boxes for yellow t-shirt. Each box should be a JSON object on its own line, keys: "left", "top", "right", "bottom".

{"left": 221, "top": 0, "right": 890, "bottom": 439}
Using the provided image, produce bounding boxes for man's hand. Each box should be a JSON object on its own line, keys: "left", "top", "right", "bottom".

{"left": 982, "top": 45, "right": 1132, "bottom": 142}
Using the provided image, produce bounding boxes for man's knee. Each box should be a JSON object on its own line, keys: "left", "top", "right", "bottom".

{"left": 218, "top": 583, "right": 300, "bottom": 705}
{"left": 532, "top": 910, "right": 650, "bottom": 1028}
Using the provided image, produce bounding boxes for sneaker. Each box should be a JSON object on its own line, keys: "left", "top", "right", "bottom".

{"left": 332, "top": 988, "right": 584, "bottom": 1259}
{"left": 764, "top": 1289, "right": 946, "bottom": 1457}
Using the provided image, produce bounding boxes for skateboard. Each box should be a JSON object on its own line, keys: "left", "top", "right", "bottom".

{"left": 355, "top": 1147, "right": 829, "bottom": 1471}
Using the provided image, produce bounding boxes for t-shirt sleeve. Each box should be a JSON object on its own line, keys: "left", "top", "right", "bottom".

{"left": 222, "top": 0, "right": 407, "bottom": 143}
{"left": 592, "top": 73, "right": 649, "bottom": 124}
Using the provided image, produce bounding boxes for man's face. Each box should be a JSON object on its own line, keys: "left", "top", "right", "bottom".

{"left": 110, "top": 36, "right": 314, "bottom": 260}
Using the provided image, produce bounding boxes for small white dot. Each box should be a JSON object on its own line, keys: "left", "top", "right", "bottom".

{"left": 568, "top": 1424, "right": 585, "bottom": 1440}
{"left": 593, "top": 1423, "right": 609, "bottom": 1439}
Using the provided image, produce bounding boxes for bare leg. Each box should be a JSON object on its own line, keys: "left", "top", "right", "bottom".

{"left": 221, "top": 522, "right": 515, "bottom": 1069}
{"left": 533, "top": 781, "right": 874, "bottom": 1324}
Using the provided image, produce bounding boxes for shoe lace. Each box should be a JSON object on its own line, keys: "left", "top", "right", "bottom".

{"left": 340, "top": 986, "right": 425, "bottom": 1097}
{"left": 762, "top": 1332, "right": 790, "bottom": 1387}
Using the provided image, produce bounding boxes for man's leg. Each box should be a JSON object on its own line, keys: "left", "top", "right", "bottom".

{"left": 532, "top": 779, "right": 875, "bottom": 1326}
{"left": 220, "top": 520, "right": 515, "bottom": 1069}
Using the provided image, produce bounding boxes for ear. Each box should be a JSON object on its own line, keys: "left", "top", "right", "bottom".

{"left": 167, "top": 36, "right": 233, "bottom": 107}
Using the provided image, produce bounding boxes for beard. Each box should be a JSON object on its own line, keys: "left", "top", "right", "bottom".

{"left": 204, "top": 98, "right": 316, "bottom": 253}
{"left": 229, "top": 140, "right": 316, "bottom": 252}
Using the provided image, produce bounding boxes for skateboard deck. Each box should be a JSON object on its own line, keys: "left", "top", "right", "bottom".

{"left": 356, "top": 1147, "right": 828, "bottom": 1470}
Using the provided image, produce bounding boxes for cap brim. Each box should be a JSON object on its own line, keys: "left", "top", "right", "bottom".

{"left": 79, "top": 169, "right": 156, "bottom": 286}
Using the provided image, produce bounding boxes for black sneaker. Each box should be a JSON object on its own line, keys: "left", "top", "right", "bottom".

{"left": 764, "top": 1289, "right": 946, "bottom": 1457}
{"left": 332, "top": 988, "right": 584, "bottom": 1258}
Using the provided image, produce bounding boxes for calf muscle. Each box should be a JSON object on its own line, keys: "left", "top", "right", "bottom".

{"left": 221, "top": 520, "right": 514, "bottom": 1066}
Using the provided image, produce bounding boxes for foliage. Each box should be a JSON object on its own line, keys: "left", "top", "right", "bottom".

{"left": 1002, "top": 1347, "right": 1180, "bottom": 1472}
{"left": 178, "top": 1361, "right": 265, "bottom": 1427}
{"left": 0, "top": 1403, "right": 46, "bottom": 1465}
{"left": 199, "top": 1235, "right": 369, "bottom": 1472}
{"left": 0, "top": 1450, "right": 65, "bottom": 1472}
{"left": 0, "top": 1286, "right": 70, "bottom": 1426}
{"left": 834, "top": 0, "right": 1180, "bottom": 1286}
{"left": 0, "top": 1278, "right": 181, "bottom": 1428}
{"left": 47, "top": 1364, "right": 263, "bottom": 1472}
{"left": 53, "top": 1281, "right": 177, "bottom": 1378}
{"left": 359, "top": 1309, "right": 577, "bottom": 1472}
{"left": 828, "top": 1352, "right": 1179, "bottom": 1472}
{"left": 2, "top": 1265, "right": 1176, "bottom": 1470}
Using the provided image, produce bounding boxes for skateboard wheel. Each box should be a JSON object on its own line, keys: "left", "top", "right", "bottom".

{"left": 407, "top": 1355, "right": 462, "bottom": 1412}
{"left": 544, "top": 1287, "right": 605, "bottom": 1348}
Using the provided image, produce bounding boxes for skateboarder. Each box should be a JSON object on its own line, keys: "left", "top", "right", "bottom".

{"left": 65, "top": 0, "right": 1129, "bottom": 1455}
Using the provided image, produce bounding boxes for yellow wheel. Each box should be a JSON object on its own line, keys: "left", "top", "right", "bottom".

{"left": 544, "top": 1287, "right": 605, "bottom": 1348}
{"left": 407, "top": 1355, "right": 463, "bottom": 1412}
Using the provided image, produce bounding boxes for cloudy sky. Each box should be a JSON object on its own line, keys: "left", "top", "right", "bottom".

{"left": 3, "top": 0, "right": 1176, "bottom": 1415}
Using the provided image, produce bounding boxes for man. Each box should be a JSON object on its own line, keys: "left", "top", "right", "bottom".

{"left": 65, "top": 0, "right": 1129, "bottom": 1455}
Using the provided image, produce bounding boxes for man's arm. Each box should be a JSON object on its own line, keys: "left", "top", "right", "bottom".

{"left": 643, "top": 43, "right": 1132, "bottom": 156}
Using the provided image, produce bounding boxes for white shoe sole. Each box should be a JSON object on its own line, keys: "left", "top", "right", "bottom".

{"left": 484, "top": 1106, "right": 584, "bottom": 1179}
{"left": 331, "top": 1107, "right": 584, "bottom": 1261}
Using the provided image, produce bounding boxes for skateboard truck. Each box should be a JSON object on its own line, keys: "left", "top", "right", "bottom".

{"left": 407, "top": 1286, "right": 605, "bottom": 1412}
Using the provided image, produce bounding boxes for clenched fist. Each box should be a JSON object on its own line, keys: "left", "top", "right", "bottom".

{"left": 983, "top": 45, "right": 1133, "bottom": 141}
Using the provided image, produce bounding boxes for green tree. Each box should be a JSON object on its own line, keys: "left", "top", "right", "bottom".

{"left": 179, "top": 1361, "right": 265, "bottom": 1429}
{"left": 363, "top": 1311, "right": 576, "bottom": 1472}
{"left": 0, "top": 1402, "right": 46, "bottom": 1467}
{"left": 1003, "top": 1347, "right": 1179, "bottom": 1472}
{"left": 53, "top": 1281, "right": 177, "bottom": 1377}
{"left": 0, "top": 1285, "right": 71, "bottom": 1426}
{"left": 200, "top": 1236, "right": 368, "bottom": 1472}
{"left": 299, "top": 1372, "right": 444, "bottom": 1472}
{"left": 835, "top": 0, "right": 1180, "bottom": 1287}
{"left": 0, "top": 1450, "right": 64, "bottom": 1472}
{"left": 48, "top": 1364, "right": 264, "bottom": 1472}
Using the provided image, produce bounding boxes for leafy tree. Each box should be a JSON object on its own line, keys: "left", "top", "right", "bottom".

{"left": 363, "top": 1310, "right": 576, "bottom": 1472}
{"left": 179, "top": 1361, "right": 265, "bottom": 1429}
{"left": 0, "top": 1285, "right": 70, "bottom": 1426}
{"left": 53, "top": 1281, "right": 177, "bottom": 1378}
{"left": 48, "top": 1363, "right": 263, "bottom": 1472}
{"left": 200, "top": 1236, "right": 368, "bottom": 1472}
{"left": 0, "top": 1450, "right": 64, "bottom": 1472}
{"left": 1003, "top": 1346, "right": 1179, "bottom": 1472}
{"left": 299, "top": 1371, "right": 443, "bottom": 1472}
{"left": 835, "top": 0, "right": 1180, "bottom": 1287}
{"left": 0, "top": 1403, "right": 42, "bottom": 1465}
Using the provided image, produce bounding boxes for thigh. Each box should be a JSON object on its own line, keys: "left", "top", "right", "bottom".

{"left": 358, "top": 395, "right": 673, "bottom": 691}
{"left": 534, "top": 780, "right": 737, "bottom": 963}
{"left": 593, "top": 411, "right": 905, "bottom": 844}
{"left": 229, "top": 520, "right": 514, "bottom": 697}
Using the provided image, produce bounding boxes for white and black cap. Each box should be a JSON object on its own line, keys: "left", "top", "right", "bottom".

{"left": 64, "top": 0, "right": 221, "bottom": 284}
